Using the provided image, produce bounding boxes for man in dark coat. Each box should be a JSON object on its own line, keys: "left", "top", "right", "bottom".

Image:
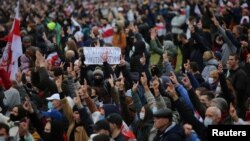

{"left": 153, "top": 108, "right": 185, "bottom": 141}
{"left": 227, "top": 54, "right": 248, "bottom": 118}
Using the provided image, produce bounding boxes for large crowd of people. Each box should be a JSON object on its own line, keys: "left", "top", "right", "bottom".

{"left": 0, "top": 0, "right": 250, "bottom": 141}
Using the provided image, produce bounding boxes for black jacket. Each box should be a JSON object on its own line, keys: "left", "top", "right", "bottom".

{"left": 173, "top": 99, "right": 207, "bottom": 141}
{"left": 228, "top": 67, "right": 248, "bottom": 117}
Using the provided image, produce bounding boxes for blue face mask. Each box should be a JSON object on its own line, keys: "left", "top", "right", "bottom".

{"left": 99, "top": 115, "right": 105, "bottom": 120}
{"left": 47, "top": 101, "right": 54, "bottom": 110}
{"left": 0, "top": 136, "right": 5, "bottom": 141}
{"left": 204, "top": 117, "right": 213, "bottom": 127}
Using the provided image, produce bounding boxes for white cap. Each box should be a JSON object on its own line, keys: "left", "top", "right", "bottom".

{"left": 46, "top": 93, "right": 60, "bottom": 100}
{"left": 241, "top": 3, "right": 248, "bottom": 8}
{"left": 118, "top": 7, "right": 123, "bottom": 12}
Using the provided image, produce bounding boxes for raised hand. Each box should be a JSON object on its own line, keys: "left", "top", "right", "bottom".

{"left": 183, "top": 123, "right": 193, "bottom": 136}
{"left": 152, "top": 77, "right": 160, "bottom": 96}
{"left": 166, "top": 82, "right": 178, "bottom": 101}
{"left": 36, "top": 50, "right": 46, "bottom": 67}
{"left": 132, "top": 81, "right": 139, "bottom": 92}
{"left": 140, "top": 53, "right": 146, "bottom": 66}
{"left": 52, "top": 36, "right": 57, "bottom": 44}
{"left": 218, "top": 61, "right": 223, "bottom": 74}
{"left": 108, "top": 75, "right": 114, "bottom": 87}
{"left": 42, "top": 32, "right": 48, "bottom": 41}
{"left": 152, "top": 77, "right": 160, "bottom": 90}
{"left": 60, "top": 62, "right": 65, "bottom": 68}
{"left": 79, "top": 83, "right": 89, "bottom": 99}
{"left": 67, "top": 63, "right": 76, "bottom": 78}
{"left": 184, "top": 60, "right": 190, "bottom": 72}
{"left": 182, "top": 74, "right": 192, "bottom": 90}
{"left": 119, "top": 55, "right": 126, "bottom": 66}
{"left": 55, "top": 75, "right": 63, "bottom": 92}
{"left": 82, "top": 79, "right": 88, "bottom": 94}
{"left": 23, "top": 97, "right": 34, "bottom": 113}
{"left": 140, "top": 72, "right": 148, "bottom": 87}
{"left": 73, "top": 90, "right": 82, "bottom": 106}
{"left": 101, "top": 51, "right": 108, "bottom": 62}
{"left": 169, "top": 71, "right": 179, "bottom": 85}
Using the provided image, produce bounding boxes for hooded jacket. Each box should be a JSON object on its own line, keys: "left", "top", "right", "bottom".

{"left": 201, "top": 59, "right": 218, "bottom": 82}
{"left": 3, "top": 87, "right": 21, "bottom": 110}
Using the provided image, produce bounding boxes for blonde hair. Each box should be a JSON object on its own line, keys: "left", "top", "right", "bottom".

{"left": 65, "top": 50, "right": 75, "bottom": 60}
{"left": 203, "top": 51, "right": 214, "bottom": 61}
{"left": 210, "top": 69, "right": 219, "bottom": 80}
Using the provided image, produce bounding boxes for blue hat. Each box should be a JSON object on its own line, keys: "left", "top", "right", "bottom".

{"left": 102, "top": 104, "right": 120, "bottom": 117}
{"left": 214, "top": 51, "right": 222, "bottom": 61}
{"left": 41, "top": 109, "right": 62, "bottom": 121}
{"left": 160, "top": 76, "right": 171, "bottom": 89}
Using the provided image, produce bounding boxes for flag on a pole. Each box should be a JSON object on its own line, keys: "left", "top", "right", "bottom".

{"left": 0, "top": 2, "right": 22, "bottom": 80}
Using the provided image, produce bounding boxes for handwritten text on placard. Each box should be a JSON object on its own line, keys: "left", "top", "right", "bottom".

{"left": 83, "top": 47, "right": 121, "bottom": 64}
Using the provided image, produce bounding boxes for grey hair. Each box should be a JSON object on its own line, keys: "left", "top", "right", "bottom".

{"left": 208, "top": 106, "right": 222, "bottom": 118}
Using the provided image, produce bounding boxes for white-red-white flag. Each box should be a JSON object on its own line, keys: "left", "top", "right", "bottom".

{"left": 0, "top": 2, "right": 22, "bottom": 80}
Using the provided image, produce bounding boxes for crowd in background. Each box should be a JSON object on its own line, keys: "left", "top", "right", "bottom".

{"left": 0, "top": 0, "right": 250, "bottom": 141}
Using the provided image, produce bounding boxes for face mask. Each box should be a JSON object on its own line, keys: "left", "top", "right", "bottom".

{"left": 215, "top": 86, "right": 221, "bottom": 94}
{"left": 0, "top": 137, "right": 5, "bottom": 141}
{"left": 26, "top": 76, "right": 31, "bottom": 82}
{"left": 99, "top": 115, "right": 105, "bottom": 120}
{"left": 204, "top": 117, "right": 213, "bottom": 127}
{"left": 47, "top": 101, "right": 54, "bottom": 110}
{"left": 10, "top": 114, "right": 21, "bottom": 122}
{"left": 113, "top": 28, "right": 118, "bottom": 33}
{"left": 139, "top": 112, "right": 145, "bottom": 120}
{"left": 152, "top": 106, "right": 157, "bottom": 113}
{"left": 208, "top": 77, "right": 214, "bottom": 84}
